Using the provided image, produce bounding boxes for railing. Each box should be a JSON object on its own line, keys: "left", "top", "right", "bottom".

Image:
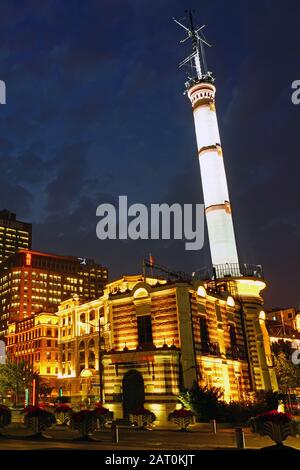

{"left": 213, "top": 263, "right": 264, "bottom": 280}
{"left": 192, "top": 263, "right": 264, "bottom": 282}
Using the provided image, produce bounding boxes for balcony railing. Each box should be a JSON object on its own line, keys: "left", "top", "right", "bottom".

{"left": 193, "top": 263, "right": 264, "bottom": 282}
{"left": 213, "top": 263, "right": 264, "bottom": 280}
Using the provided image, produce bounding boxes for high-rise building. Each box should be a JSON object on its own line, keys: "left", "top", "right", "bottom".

{"left": 0, "top": 249, "right": 108, "bottom": 338}
{"left": 0, "top": 209, "right": 32, "bottom": 263}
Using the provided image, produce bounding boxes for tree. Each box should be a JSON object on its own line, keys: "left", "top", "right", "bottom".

{"left": 273, "top": 352, "right": 300, "bottom": 410}
{"left": 0, "top": 360, "right": 34, "bottom": 405}
{"left": 178, "top": 381, "right": 224, "bottom": 422}
{"left": 271, "top": 339, "right": 293, "bottom": 358}
{"left": 39, "top": 382, "right": 54, "bottom": 399}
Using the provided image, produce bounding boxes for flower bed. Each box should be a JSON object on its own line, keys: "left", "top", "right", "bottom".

{"left": 0, "top": 404, "right": 11, "bottom": 430}
{"left": 129, "top": 407, "right": 156, "bottom": 428}
{"left": 54, "top": 404, "right": 73, "bottom": 426}
{"left": 24, "top": 405, "right": 56, "bottom": 434}
{"left": 250, "top": 410, "right": 299, "bottom": 445}
{"left": 168, "top": 408, "right": 195, "bottom": 430}
{"left": 92, "top": 404, "right": 113, "bottom": 428}
{"left": 71, "top": 409, "right": 98, "bottom": 439}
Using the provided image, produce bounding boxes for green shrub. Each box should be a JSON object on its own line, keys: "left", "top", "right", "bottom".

{"left": 178, "top": 382, "right": 280, "bottom": 424}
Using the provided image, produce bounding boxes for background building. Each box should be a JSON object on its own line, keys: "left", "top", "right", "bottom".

{"left": 266, "top": 307, "right": 299, "bottom": 331}
{"left": 56, "top": 273, "right": 277, "bottom": 424}
{"left": 6, "top": 312, "right": 59, "bottom": 389}
{"left": 0, "top": 209, "right": 31, "bottom": 263}
{"left": 0, "top": 249, "right": 108, "bottom": 338}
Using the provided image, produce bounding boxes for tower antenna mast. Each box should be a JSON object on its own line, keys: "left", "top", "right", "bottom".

{"left": 173, "top": 9, "right": 212, "bottom": 83}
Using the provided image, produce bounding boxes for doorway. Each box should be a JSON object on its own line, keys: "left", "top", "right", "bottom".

{"left": 122, "top": 369, "right": 145, "bottom": 418}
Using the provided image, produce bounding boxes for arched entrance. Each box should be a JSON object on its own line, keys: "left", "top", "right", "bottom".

{"left": 122, "top": 369, "right": 145, "bottom": 418}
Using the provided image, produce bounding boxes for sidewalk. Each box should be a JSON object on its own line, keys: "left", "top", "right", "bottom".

{"left": 0, "top": 425, "right": 299, "bottom": 451}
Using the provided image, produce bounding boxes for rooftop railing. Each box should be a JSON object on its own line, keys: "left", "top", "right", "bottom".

{"left": 193, "top": 263, "right": 264, "bottom": 282}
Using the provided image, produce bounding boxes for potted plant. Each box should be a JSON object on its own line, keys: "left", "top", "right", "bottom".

{"left": 0, "top": 404, "right": 11, "bottom": 435}
{"left": 24, "top": 405, "right": 56, "bottom": 438}
{"left": 168, "top": 408, "right": 195, "bottom": 430}
{"left": 92, "top": 403, "right": 113, "bottom": 429}
{"left": 250, "top": 410, "right": 299, "bottom": 447}
{"left": 54, "top": 403, "right": 73, "bottom": 426}
{"left": 71, "top": 409, "right": 98, "bottom": 441}
{"left": 129, "top": 407, "right": 156, "bottom": 429}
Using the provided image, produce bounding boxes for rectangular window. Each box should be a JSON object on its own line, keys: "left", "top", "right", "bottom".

{"left": 199, "top": 316, "right": 209, "bottom": 342}
{"left": 46, "top": 367, "right": 51, "bottom": 374}
{"left": 229, "top": 324, "right": 237, "bottom": 348}
{"left": 137, "top": 315, "right": 153, "bottom": 346}
{"left": 199, "top": 317, "right": 210, "bottom": 353}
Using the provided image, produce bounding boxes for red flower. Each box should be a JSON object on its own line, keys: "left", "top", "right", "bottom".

{"left": 72, "top": 410, "right": 94, "bottom": 423}
{"left": 171, "top": 408, "right": 194, "bottom": 418}
{"left": 0, "top": 404, "right": 11, "bottom": 416}
{"left": 24, "top": 405, "right": 41, "bottom": 414}
{"left": 92, "top": 406, "right": 110, "bottom": 417}
{"left": 55, "top": 404, "right": 72, "bottom": 413}
{"left": 255, "top": 410, "right": 292, "bottom": 425}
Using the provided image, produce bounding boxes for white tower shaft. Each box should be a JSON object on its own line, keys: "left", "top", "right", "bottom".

{"left": 188, "top": 82, "right": 239, "bottom": 267}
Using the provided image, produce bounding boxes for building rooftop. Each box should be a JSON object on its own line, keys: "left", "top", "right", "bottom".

{"left": 266, "top": 319, "right": 300, "bottom": 340}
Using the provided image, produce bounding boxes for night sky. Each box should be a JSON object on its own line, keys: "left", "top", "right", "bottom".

{"left": 0, "top": 0, "right": 299, "bottom": 308}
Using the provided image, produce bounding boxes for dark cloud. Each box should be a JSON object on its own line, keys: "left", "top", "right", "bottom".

{"left": 0, "top": 0, "right": 299, "bottom": 307}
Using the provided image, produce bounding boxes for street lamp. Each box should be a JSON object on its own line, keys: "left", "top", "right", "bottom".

{"left": 80, "top": 317, "right": 107, "bottom": 403}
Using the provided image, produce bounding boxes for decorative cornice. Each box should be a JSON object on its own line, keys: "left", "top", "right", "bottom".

{"left": 198, "top": 143, "right": 222, "bottom": 156}
{"left": 205, "top": 202, "right": 232, "bottom": 215}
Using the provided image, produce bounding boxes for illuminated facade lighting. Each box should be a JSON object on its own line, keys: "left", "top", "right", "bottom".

{"left": 55, "top": 275, "right": 278, "bottom": 424}
{"left": 0, "top": 210, "right": 32, "bottom": 264}
{"left": 0, "top": 249, "right": 108, "bottom": 339}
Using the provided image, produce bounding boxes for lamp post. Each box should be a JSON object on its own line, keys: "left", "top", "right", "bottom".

{"left": 81, "top": 317, "right": 106, "bottom": 403}
{"left": 97, "top": 317, "right": 104, "bottom": 404}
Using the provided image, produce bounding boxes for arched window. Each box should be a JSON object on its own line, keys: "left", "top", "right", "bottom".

{"left": 88, "top": 339, "right": 95, "bottom": 369}
{"left": 79, "top": 341, "right": 85, "bottom": 372}
{"left": 79, "top": 313, "right": 86, "bottom": 335}
{"left": 89, "top": 310, "right": 95, "bottom": 322}
{"left": 88, "top": 350, "right": 95, "bottom": 369}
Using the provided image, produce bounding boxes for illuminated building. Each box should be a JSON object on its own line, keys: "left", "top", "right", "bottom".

{"left": 56, "top": 274, "right": 277, "bottom": 424}
{"left": 0, "top": 249, "right": 108, "bottom": 338}
{"left": 6, "top": 312, "right": 58, "bottom": 389}
{"left": 0, "top": 210, "right": 31, "bottom": 264}
{"left": 55, "top": 14, "right": 279, "bottom": 418}
{"left": 266, "top": 307, "right": 299, "bottom": 331}
{"left": 266, "top": 318, "right": 300, "bottom": 345}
